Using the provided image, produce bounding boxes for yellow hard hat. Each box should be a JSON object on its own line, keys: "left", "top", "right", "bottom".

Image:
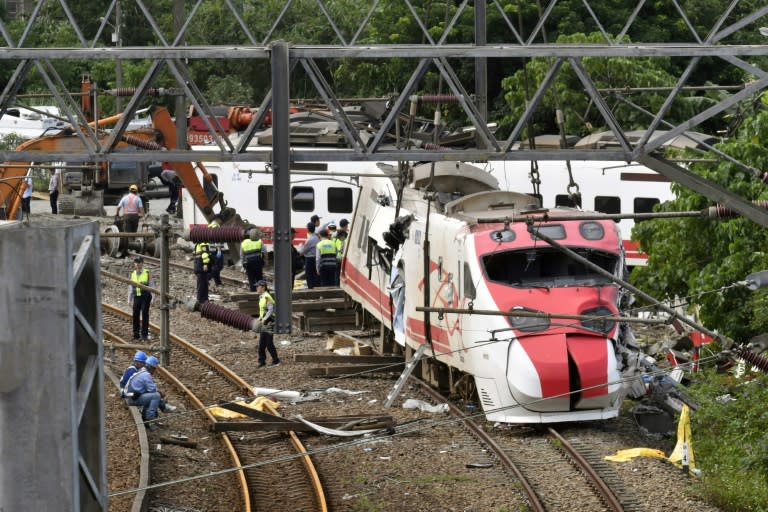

{"left": 129, "top": 184, "right": 138, "bottom": 192}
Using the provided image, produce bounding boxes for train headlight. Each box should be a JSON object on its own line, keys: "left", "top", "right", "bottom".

{"left": 579, "top": 306, "right": 615, "bottom": 333}
{"left": 507, "top": 307, "right": 550, "bottom": 332}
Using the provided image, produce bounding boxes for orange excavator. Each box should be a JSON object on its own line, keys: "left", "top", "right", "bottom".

{"left": 0, "top": 105, "right": 240, "bottom": 226}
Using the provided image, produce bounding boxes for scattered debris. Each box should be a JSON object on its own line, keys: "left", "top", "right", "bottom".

{"left": 402, "top": 398, "right": 449, "bottom": 414}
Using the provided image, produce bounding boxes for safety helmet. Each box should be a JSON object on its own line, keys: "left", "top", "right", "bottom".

{"left": 146, "top": 356, "right": 159, "bottom": 367}
{"left": 327, "top": 221, "right": 337, "bottom": 229}
{"left": 134, "top": 351, "right": 148, "bottom": 362}
{"left": 129, "top": 184, "right": 138, "bottom": 192}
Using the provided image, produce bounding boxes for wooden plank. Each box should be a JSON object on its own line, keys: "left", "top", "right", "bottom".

{"left": 211, "top": 420, "right": 394, "bottom": 433}
{"left": 229, "top": 291, "right": 261, "bottom": 301}
{"left": 294, "top": 354, "right": 404, "bottom": 364}
{"left": 307, "top": 364, "right": 400, "bottom": 377}
{"left": 354, "top": 343, "right": 373, "bottom": 355}
{"left": 218, "top": 401, "right": 290, "bottom": 421}
{"left": 291, "top": 287, "right": 346, "bottom": 300}
{"left": 292, "top": 298, "right": 348, "bottom": 312}
{"left": 159, "top": 436, "right": 198, "bottom": 448}
{"left": 211, "top": 421, "right": 315, "bottom": 432}
{"left": 306, "top": 319, "right": 357, "bottom": 331}
{"left": 326, "top": 333, "right": 356, "bottom": 350}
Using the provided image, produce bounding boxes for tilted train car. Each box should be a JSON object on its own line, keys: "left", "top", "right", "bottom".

{"left": 341, "top": 161, "right": 647, "bottom": 423}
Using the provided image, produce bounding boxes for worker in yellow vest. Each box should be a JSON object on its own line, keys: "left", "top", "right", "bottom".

{"left": 207, "top": 217, "right": 224, "bottom": 290}
{"left": 316, "top": 229, "right": 338, "bottom": 287}
{"left": 334, "top": 229, "right": 347, "bottom": 286}
{"left": 241, "top": 231, "right": 267, "bottom": 291}
{"left": 255, "top": 280, "right": 280, "bottom": 368}
{"left": 194, "top": 241, "right": 211, "bottom": 303}
{"left": 129, "top": 256, "right": 153, "bottom": 340}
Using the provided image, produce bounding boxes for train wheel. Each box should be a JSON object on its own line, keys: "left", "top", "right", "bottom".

{"left": 453, "top": 373, "right": 477, "bottom": 403}
{"left": 103, "top": 225, "right": 121, "bottom": 258}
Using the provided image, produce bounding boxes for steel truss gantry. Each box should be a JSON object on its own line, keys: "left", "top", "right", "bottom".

{"left": 1, "top": 1, "right": 768, "bottom": 219}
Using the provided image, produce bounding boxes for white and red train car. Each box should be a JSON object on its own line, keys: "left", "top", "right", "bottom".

{"left": 341, "top": 161, "right": 648, "bottom": 423}
{"left": 180, "top": 153, "right": 672, "bottom": 265}
{"left": 486, "top": 160, "right": 672, "bottom": 267}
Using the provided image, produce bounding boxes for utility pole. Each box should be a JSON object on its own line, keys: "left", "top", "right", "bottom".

{"left": 174, "top": 0, "right": 187, "bottom": 149}
{"left": 115, "top": 0, "right": 123, "bottom": 113}
{"left": 474, "top": 0, "right": 487, "bottom": 149}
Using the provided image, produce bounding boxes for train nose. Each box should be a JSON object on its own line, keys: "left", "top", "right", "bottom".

{"left": 507, "top": 333, "right": 618, "bottom": 412}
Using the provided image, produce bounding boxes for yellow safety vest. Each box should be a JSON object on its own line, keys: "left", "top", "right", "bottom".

{"left": 318, "top": 239, "right": 337, "bottom": 256}
{"left": 258, "top": 291, "right": 275, "bottom": 320}
{"left": 131, "top": 268, "right": 149, "bottom": 296}
{"left": 241, "top": 238, "right": 263, "bottom": 255}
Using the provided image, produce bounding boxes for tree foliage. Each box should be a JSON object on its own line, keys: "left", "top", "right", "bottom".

{"left": 1, "top": 0, "right": 764, "bottom": 129}
{"left": 631, "top": 97, "right": 768, "bottom": 341}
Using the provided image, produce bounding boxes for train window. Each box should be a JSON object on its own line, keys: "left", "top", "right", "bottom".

{"left": 328, "top": 187, "right": 353, "bottom": 213}
{"left": 634, "top": 197, "right": 660, "bottom": 214}
{"left": 463, "top": 262, "right": 476, "bottom": 299}
{"left": 291, "top": 186, "right": 315, "bottom": 212}
{"left": 258, "top": 185, "right": 273, "bottom": 211}
{"left": 529, "top": 224, "right": 566, "bottom": 241}
{"left": 595, "top": 196, "right": 621, "bottom": 214}
{"left": 483, "top": 248, "right": 616, "bottom": 287}
{"left": 579, "top": 222, "right": 605, "bottom": 240}
{"left": 555, "top": 194, "right": 581, "bottom": 208}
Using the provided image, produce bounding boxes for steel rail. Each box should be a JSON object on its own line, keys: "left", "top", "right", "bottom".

{"left": 411, "top": 378, "right": 546, "bottom": 512}
{"left": 102, "top": 302, "right": 328, "bottom": 511}
{"left": 102, "top": 303, "right": 252, "bottom": 511}
{"left": 547, "top": 428, "right": 625, "bottom": 512}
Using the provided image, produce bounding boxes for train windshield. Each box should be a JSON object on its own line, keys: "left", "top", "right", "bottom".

{"left": 482, "top": 247, "right": 617, "bottom": 287}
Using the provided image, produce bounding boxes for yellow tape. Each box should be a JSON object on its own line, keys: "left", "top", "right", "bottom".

{"left": 668, "top": 404, "right": 696, "bottom": 472}
{"left": 210, "top": 396, "right": 280, "bottom": 419}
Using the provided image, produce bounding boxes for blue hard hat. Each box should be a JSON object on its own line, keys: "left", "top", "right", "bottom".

{"left": 134, "top": 351, "right": 147, "bottom": 362}
{"left": 146, "top": 356, "right": 159, "bottom": 367}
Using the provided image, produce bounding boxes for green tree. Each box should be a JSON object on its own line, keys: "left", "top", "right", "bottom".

{"left": 499, "top": 31, "right": 697, "bottom": 138}
{"left": 631, "top": 97, "right": 768, "bottom": 341}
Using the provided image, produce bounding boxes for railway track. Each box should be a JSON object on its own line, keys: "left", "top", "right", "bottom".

{"left": 102, "top": 303, "right": 327, "bottom": 512}
{"left": 413, "top": 377, "right": 644, "bottom": 512}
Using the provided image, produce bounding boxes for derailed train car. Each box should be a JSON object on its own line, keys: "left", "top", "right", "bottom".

{"left": 341, "top": 161, "right": 647, "bottom": 423}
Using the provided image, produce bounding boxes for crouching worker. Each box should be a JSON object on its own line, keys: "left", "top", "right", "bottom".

{"left": 120, "top": 351, "right": 147, "bottom": 393}
{"left": 123, "top": 356, "right": 177, "bottom": 431}
{"left": 254, "top": 280, "right": 280, "bottom": 369}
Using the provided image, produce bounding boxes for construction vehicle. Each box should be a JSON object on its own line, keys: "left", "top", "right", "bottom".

{"left": 0, "top": 105, "right": 240, "bottom": 227}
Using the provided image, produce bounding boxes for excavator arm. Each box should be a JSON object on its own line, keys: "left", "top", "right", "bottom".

{"left": 0, "top": 157, "right": 31, "bottom": 220}
{"left": 148, "top": 106, "right": 243, "bottom": 227}
{"left": 2, "top": 105, "right": 245, "bottom": 226}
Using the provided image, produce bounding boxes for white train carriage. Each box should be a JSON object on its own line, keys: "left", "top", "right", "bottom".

{"left": 341, "top": 161, "right": 647, "bottom": 423}
{"left": 180, "top": 157, "right": 365, "bottom": 250}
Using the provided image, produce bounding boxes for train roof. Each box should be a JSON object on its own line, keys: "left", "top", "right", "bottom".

{"left": 411, "top": 161, "right": 498, "bottom": 194}
{"left": 444, "top": 190, "right": 541, "bottom": 223}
